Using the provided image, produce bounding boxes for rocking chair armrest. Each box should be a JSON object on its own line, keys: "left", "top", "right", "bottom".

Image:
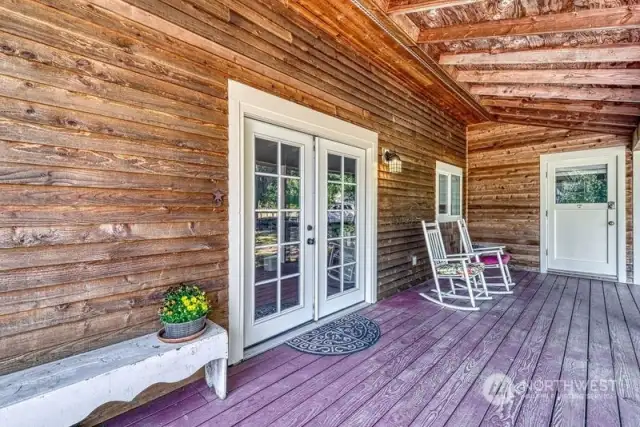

{"left": 474, "top": 245, "right": 505, "bottom": 252}
{"left": 472, "top": 248, "right": 504, "bottom": 256}
{"left": 435, "top": 255, "right": 471, "bottom": 261}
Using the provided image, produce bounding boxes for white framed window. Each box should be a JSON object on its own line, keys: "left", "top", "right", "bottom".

{"left": 436, "top": 161, "right": 463, "bottom": 222}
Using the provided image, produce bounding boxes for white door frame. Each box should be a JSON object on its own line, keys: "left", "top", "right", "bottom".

{"left": 634, "top": 151, "right": 640, "bottom": 285}
{"left": 540, "top": 146, "right": 626, "bottom": 282}
{"left": 228, "top": 81, "right": 378, "bottom": 364}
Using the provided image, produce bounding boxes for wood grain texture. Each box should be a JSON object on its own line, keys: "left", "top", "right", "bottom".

{"left": 0, "top": 0, "right": 470, "bottom": 424}
{"left": 418, "top": 6, "right": 640, "bottom": 43}
{"left": 102, "top": 272, "right": 634, "bottom": 427}
{"left": 467, "top": 122, "right": 633, "bottom": 275}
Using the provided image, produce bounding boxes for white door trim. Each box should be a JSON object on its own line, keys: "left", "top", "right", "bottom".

{"left": 633, "top": 151, "right": 640, "bottom": 285}
{"left": 228, "top": 81, "right": 379, "bottom": 364}
{"left": 540, "top": 146, "right": 626, "bottom": 282}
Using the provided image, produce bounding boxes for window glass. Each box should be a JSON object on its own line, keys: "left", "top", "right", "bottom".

{"left": 438, "top": 173, "right": 449, "bottom": 214}
{"left": 555, "top": 165, "right": 607, "bottom": 204}
{"left": 451, "top": 175, "right": 461, "bottom": 216}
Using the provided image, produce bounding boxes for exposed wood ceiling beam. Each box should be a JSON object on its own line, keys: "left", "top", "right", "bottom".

{"left": 458, "top": 69, "right": 640, "bottom": 86}
{"left": 480, "top": 98, "right": 640, "bottom": 117}
{"left": 387, "top": 0, "right": 482, "bottom": 14}
{"left": 440, "top": 45, "right": 640, "bottom": 65}
{"left": 487, "top": 107, "right": 639, "bottom": 127}
{"left": 470, "top": 85, "right": 640, "bottom": 103}
{"left": 494, "top": 116, "right": 635, "bottom": 136}
{"left": 418, "top": 5, "right": 640, "bottom": 43}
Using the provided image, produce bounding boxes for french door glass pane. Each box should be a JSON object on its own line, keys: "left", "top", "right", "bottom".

{"left": 282, "top": 212, "right": 300, "bottom": 243}
{"left": 255, "top": 246, "right": 278, "bottom": 283}
{"left": 327, "top": 268, "right": 341, "bottom": 297}
{"left": 280, "top": 144, "right": 300, "bottom": 176}
{"left": 256, "top": 176, "right": 278, "bottom": 209}
{"left": 438, "top": 173, "right": 448, "bottom": 214}
{"left": 255, "top": 281, "right": 278, "bottom": 320}
{"left": 254, "top": 138, "right": 303, "bottom": 321}
{"left": 281, "top": 244, "right": 300, "bottom": 276}
{"left": 255, "top": 138, "right": 278, "bottom": 174}
{"left": 255, "top": 213, "right": 277, "bottom": 246}
{"left": 282, "top": 178, "right": 300, "bottom": 209}
{"left": 326, "top": 154, "right": 359, "bottom": 298}
{"left": 343, "top": 265, "right": 356, "bottom": 291}
{"left": 451, "top": 175, "right": 461, "bottom": 216}
{"left": 328, "top": 154, "right": 342, "bottom": 181}
{"left": 344, "top": 158, "right": 357, "bottom": 183}
{"left": 555, "top": 164, "right": 607, "bottom": 204}
{"left": 281, "top": 276, "right": 300, "bottom": 311}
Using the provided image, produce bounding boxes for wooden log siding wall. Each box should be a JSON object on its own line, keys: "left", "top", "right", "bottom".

{"left": 0, "top": 0, "right": 465, "bottom": 421}
{"left": 467, "top": 122, "right": 633, "bottom": 280}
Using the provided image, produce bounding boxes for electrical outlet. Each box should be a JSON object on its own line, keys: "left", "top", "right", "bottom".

{"left": 412, "top": 255, "right": 417, "bottom": 266}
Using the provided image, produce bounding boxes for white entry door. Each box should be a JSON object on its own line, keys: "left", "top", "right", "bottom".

{"left": 244, "top": 119, "right": 315, "bottom": 347}
{"left": 547, "top": 155, "right": 618, "bottom": 277}
{"left": 243, "top": 121, "right": 368, "bottom": 347}
{"left": 317, "top": 138, "right": 367, "bottom": 318}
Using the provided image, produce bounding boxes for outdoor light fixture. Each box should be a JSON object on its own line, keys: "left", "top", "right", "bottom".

{"left": 382, "top": 149, "right": 402, "bottom": 173}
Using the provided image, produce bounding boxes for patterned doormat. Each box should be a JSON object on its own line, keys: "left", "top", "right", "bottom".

{"left": 286, "top": 313, "right": 381, "bottom": 355}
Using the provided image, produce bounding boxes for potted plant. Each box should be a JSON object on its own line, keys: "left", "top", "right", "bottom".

{"left": 159, "top": 284, "right": 211, "bottom": 341}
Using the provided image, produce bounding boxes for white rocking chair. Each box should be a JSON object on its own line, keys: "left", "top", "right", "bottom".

{"left": 421, "top": 221, "right": 491, "bottom": 311}
{"left": 457, "top": 218, "right": 514, "bottom": 294}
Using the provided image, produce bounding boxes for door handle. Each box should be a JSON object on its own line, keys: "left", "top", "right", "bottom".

{"left": 307, "top": 238, "right": 315, "bottom": 245}
{"left": 609, "top": 221, "right": 615, "bottom": 226}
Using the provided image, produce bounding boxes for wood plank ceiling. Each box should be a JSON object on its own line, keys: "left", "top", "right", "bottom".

{"left": 355, "top": 0, "right": 640, "bottom": 135}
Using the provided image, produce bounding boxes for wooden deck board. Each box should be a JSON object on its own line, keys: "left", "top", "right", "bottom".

{"left": 514, "top": 277, "right": 577, "bottom": 427}
{"left": 550, "top": 277, "right": 591, "bottom": 427}
{"left": 103, "top": 272, "right": 639, "bottom": 427}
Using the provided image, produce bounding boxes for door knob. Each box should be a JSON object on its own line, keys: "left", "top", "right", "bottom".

{"left": 609, "top": 221, "right": 615, "bottom": 226}
{"left": 307, "top": 238, "right": 315, "bottom": 245}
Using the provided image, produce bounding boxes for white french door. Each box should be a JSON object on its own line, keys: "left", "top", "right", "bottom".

{"left": 244, "top": 120, "right": 367, "bottom": 347}
{"left": 547, "top": 155, "right": 618, "bottom": 277}
{"left": 244, "top": 119, "right": 314, "bottom": 347}
{"left": 317, "top": 138, "right": 366, "bottom": 318}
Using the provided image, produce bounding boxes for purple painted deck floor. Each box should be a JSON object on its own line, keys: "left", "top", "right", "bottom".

{"left": 103, "top": 272, "right": 640, "bottom": 427}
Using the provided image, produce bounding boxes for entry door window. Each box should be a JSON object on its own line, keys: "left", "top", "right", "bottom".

{"left": 254, "top": 138, "right": 302, "bottom": 320}
{"left": 555, "top": 165, "right": 607, "bottom": 204}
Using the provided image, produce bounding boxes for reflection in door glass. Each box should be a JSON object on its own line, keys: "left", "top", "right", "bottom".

{"left": 343, "top": 266, "right": 356, "bottom": 291}
{"left": 281, "top": 144, "right": 300, "bottom": 176}
{"left": 254, "top": 138, "right": 303, "bottom": 321}
{"left": 255, "top": 138, "right": 278, "bottom": 174}
{"left": 281, "top": 276, "right": 300, "bottom": 311}
{"left": 326, "top": 153, "right": 358, "bottom": 298}
{"left": 255, "top": 281, "right": 278, "bottom": 320}
{"left": 328, "top": 154, "right": 342, "bottom": 181}
{"left": 327, "top": 267, "right": 341, "bottom": 297}
{"left": 255, "top": 175, "right": 278, "bottom": 209}
{"left": 255, "top": 212, "right": 277, "bottom": 246}
{"left": 555, "top": 165, "right": 607, "bottom": 204}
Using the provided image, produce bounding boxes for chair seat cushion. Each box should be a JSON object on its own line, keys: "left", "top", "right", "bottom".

{"left": 436, "top": 262, "right": 485, "bottom": 277}
{"left": 480, "top": 253, "right": 511, "bottom": 265}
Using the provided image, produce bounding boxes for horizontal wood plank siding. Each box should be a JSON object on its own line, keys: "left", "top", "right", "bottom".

{"left": 467, "top": 123, "right": 632, "bottom": 279}
{"left": 0, "top": 0, "right": 465, "bottom": 422}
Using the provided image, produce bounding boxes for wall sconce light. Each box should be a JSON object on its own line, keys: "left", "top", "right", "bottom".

{"left": 382, "top": 149, "right": 402, "bottom": 173}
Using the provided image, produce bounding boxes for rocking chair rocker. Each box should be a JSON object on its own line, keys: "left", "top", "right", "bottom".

{"left": 457, "top": 218, "right": 514, "bottom": 294}
{"left": 420, "top": 221, "right": 491, "bottom": 311}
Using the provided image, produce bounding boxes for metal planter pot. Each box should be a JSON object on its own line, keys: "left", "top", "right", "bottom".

{"left": 163, "top": 315, "right": 207, "bottom": 339}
